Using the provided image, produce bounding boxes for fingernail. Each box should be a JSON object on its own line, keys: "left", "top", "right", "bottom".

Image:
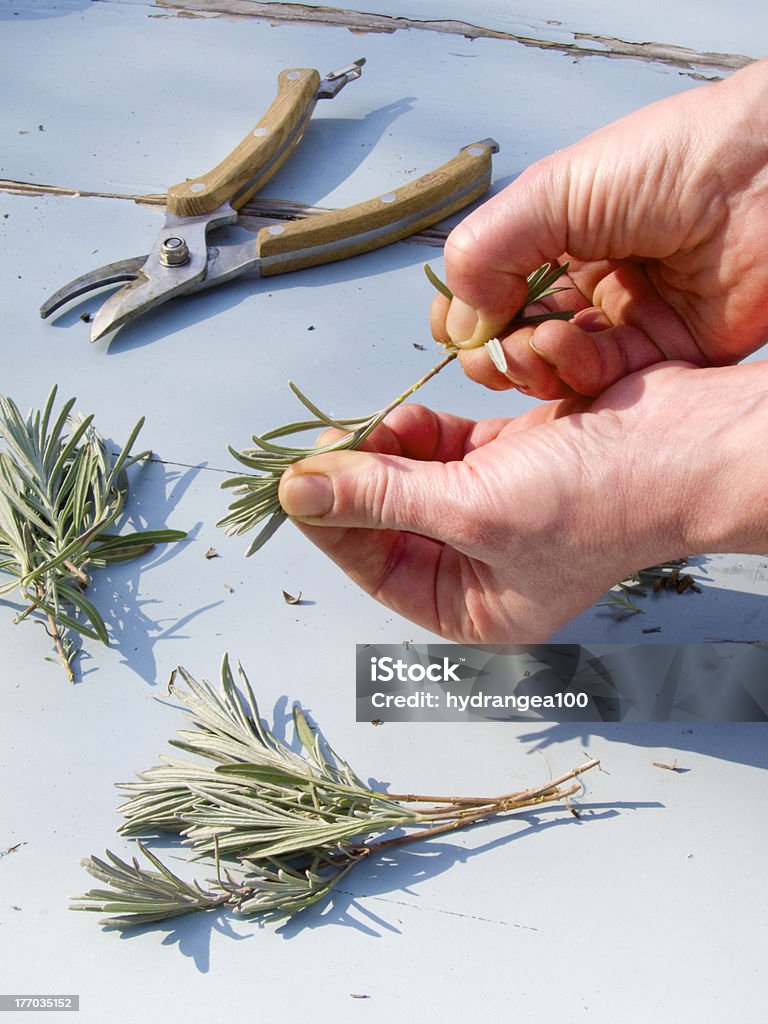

{"left": 280, "top": 472, "right": 333, "bottom": 519}
{"left": 529, "top": 336, "right": 557, "bottom": 367}
{"left": 446, "top": 297, "right": 480, "bottom": 346}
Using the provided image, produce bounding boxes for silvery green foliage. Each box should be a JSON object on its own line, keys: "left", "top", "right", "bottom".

{"left": 219, "top": 262, "right": 574, "bottom": 556}
{"left": 72, "top": 656, "right": 598, "bottom": 931}
{"left": 73, "top": 656, "right": 422, "bottom": 928}
{"left": 217, "top": 383, "right": 397, "bottom": 556}
{"left": 73, "top": 845, "right": 230, "bottom": 931}
{"left": 0, "top": 387, "right": 185, "bottom": 678}
{"left": 117, "top": 657, "right": 420, "bottom": 862}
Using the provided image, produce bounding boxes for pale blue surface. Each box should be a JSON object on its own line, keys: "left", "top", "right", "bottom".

{"left": 1, "top": 3, "right": 766, "bottom": 1021}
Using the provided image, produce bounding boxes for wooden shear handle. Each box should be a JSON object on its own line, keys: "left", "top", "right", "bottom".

{"left": 255, "top": 139, "right": 499, "bottom": 276}
{"left": 167, "top": 68, "right": 321, "bottom": 218}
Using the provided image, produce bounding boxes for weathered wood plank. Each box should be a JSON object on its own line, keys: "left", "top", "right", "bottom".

{"left": 157, "top": 0, "right": 763, "bottom": 68}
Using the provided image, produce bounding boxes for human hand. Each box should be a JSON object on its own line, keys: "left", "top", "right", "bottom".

{"left": 278, "top": 362, "right": 768, "bottom": 642}
{"left": 431, "top": 58, "right": 768, "bottom": 399}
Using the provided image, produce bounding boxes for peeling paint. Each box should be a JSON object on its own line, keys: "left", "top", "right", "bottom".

{"left": 156, "top": 1, "right": 751, "bottom": 75}
{"left": 0, "top": 180, "right": 448, "bottom": 245}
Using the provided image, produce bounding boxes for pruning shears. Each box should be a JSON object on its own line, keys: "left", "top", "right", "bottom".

{"left": 40, "top": 59, "right": 499, "bottom": 341}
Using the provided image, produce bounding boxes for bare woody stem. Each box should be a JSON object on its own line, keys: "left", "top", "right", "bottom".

{"left": 381, "top": 758, "right": 601, "bottom": 813}
{"left": 491, "top": 757, "right": 601, "bottom": 805}
{"left": 333, "top": 760, "right": 601, "bottom": 863}
{"left": 338, "top": 783, "right": 583, "bottom": 866}
{"left": 64, "top": 559, "right": 90, "bottom": 586}
{"left": 31, "top": 581, "right": 74, "bottom": 682}
{"left": 406, "top": 784, "right": 582, "bottom": 823}
{"left": 47, "top": 611, "right": 74, "bottom": 683}
{"left": 374, "top": 351, "right": 458, "bottom": 423}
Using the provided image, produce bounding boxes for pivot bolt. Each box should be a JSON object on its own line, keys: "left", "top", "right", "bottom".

{"left": 160, "top": 236, "right": 190, "bottom": 267}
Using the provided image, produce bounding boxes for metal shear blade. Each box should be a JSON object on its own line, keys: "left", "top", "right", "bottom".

{"left": 40, "top": 58, "right": 499, "bottom": 342}
{"left": 41, "top": 205, "right": 237, "bottom": 337}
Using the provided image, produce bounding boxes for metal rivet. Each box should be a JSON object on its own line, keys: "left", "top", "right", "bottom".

{"left": 253, "top": 127, "right": 269, "bottom": 137}
{"left": 268, "top": 225, "right": 285, "bottom": 235}
{"left": 379, "top": 192, "right": 397, "bottom": 204}
{"left": 467, "top": 145, "right": 485, "bottom": 156}
{"left": 160, "top": 236, "right": 190, "bottom": 267}
{"left": 190, "top": 182, "right": 206, "bottom": 192}
{"left": 287, "top": 71, "right": 301, "bottom": 80}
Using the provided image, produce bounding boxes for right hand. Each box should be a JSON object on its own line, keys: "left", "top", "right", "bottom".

{"left": 430, "top": 58, "right": 768, "bottom": 399}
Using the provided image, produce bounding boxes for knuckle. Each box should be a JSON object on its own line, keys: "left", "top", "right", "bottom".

{"left": 445, "top": 219, "right": 483, "bottom": 264}
{"left": 357, "top": 461, "right": 399, "bottom": 526}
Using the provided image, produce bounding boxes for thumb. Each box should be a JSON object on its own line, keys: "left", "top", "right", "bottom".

{"left": 443, "top": 155, "right": 567, "bottom": 349}
{"left": 278, "top": 448, "right": 468, "bottom": 539}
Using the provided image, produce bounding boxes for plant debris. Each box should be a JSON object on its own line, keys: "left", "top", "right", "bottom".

{"left": 0, "top": 841, "right": 27, "bottom": 859}
{"left": 599, "top": 561, "right": 702, "bottom": 618}
{"left": 652, "top": 760, "right": 690, "bottom": 773}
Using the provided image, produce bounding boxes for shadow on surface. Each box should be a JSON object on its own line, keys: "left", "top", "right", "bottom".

{"left": 263, "top": 103, "right": 417, "bottom": 207}
{"left": 556, "top": 554, "right": 768, "bottom": 643}
{"left": 105, "top": 796, "right": 656, "bottom": 969}
{"left": 273, "top": 800, "right": 643, "bottom": 940}
{"left": 84, "top": 456, "right": 219, "bottom": 685}
{"left": 515, "top": 720, "right": 768, "bottom": 771}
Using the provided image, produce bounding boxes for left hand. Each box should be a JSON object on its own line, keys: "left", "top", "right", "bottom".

{"left": 276, "top": 360, "right": 768, "bottom": 641}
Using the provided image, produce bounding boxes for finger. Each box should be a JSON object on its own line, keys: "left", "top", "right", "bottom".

{"left": 564, "top": 258, "right": 625, "bottom": 304}
{"left": 314, "top": 405, "right": 460, "bottom": 458}
{"left": 528, "top": 262, "right": 708, "bottom": 393}
{"left": 465, "top": 257, "right": 705, "bottom": 398}
{"left": 353, "top": 398, "right": 587, "bottom": 449}
{"left": 290, "top": 519, "right": 457, "bottom": 637}
{"left": 458, "top": 327, "right": 583, "bottom": 401}
{"left": 526, "top": 319, "right": 665, "bottom": 396}
{"left": 591, "top": 262, "right": 702, "bottom": 362}
{"left": 281, "top": 400, "right": 587, "bottom": 537}
{"left": 429, "top": 292, "right": 452, "bottom": 348}
{"left": 521, "top": 261, "right": 705, "bottom": 395}
{"left": 498, "top": 394, "right": 593, "bottom": 431}
{"left": 572, "top": 307, "right": 613, "bottom": 332}
{"left": 441, "top": 159, "right": 566, "bottom": 348}
{"left": 318, "top": 404, "right": 509, "bottom": 462}
{"left": 315, "top": 421, "right": 404, "bottom": 456}
{"left": 278, "top": 448, "right": 479, "bottom": 544}
{"left": 277, "top": 448, "right": 496, "bottom": 638}
{"left": 522, "top": 269, "right": 594, "bottom": 318}
{"left": 432, "top": 262, "right": 588, "bottom": 355}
